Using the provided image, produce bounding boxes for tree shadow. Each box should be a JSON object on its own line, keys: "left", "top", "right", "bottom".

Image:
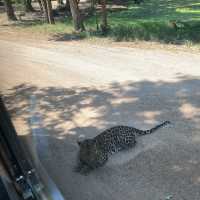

{"left": 2, "top": 75, "right": 200, "bottom": 199}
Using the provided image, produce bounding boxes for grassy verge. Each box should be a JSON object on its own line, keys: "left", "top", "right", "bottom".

{"left": 10, "top": 0, "right": 200, "bottom": 45}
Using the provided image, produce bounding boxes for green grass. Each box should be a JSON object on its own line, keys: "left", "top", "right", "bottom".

{"left": 15, "top": 0, "right": 200, "bottom": 44}
{"left": 105, "top": 0, "right": 200, "bottom": 43}
{"left": 108, "top": 1, "right": 200, "bottom": 23}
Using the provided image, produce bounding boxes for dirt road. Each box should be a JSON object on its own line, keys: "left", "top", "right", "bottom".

{"left": 1, "top": 39, "right": 200, "bottom": 200}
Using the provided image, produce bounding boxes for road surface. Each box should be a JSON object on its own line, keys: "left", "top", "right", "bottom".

{"left": 1, "top": 39, "right": 200, "bottom": 200}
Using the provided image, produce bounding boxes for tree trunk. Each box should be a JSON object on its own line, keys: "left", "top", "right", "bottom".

{"left": 65, "top": 0, "right": 70, "bottom": 10}
{"left": 57, "top": 0, "right": 63, "bottom": 7}
{"left": 88, "top": 0, "right": 95, "bottom": 16}
{"left": 46, "top": 0, "right": 55, "bottom": 24}
{"left": 3, "top": 0, "right": 17, "bottom": 20}
{"left": 40, "top": 0, "right": 49, "bottom": 22}
{"left": 100, "top": 0, "right": 108, "bottom": 32}
{"left": 40, "top": 0, "right": 55, "bottom": 24}
{"left": 24, "top": 0, "right": 35, "bottom": 12}
{"left": 38, "top": 0, "right": 44, "bottom": 12}
{"left": 91, "top": 0, "right": 95, "bottom": 10}
{"left": 68, "top": 0, "right": 85, "bottom": 31}
{"left": 65, "top": 0, "right": 70, "bottom": 13}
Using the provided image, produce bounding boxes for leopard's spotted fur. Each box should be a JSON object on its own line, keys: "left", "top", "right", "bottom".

{"left": 76, "top": 121, "right": 170, "bottom": 174}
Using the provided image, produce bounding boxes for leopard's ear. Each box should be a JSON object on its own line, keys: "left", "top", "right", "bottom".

{"left": 77, "top": 135, "right": 86, "bottom": 146}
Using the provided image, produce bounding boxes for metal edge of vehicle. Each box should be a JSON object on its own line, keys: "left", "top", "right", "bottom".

{"left": 0, "top": 96, "right": 66, "bottom": 200}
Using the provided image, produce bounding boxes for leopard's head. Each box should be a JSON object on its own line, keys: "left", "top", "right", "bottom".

{"left": 77, "top": 139, "right": 101, "bottom": 167}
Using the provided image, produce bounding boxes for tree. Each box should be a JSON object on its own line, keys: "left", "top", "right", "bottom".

{"left": 24, "top": 0, "right": 35, "bottom": 12}
{"left": 46, "top": 0, "right": 55, "bottom": 24}
{"left": 65, "top": 0, "right": 70, "bottom": 12}
{"left": 3, "top": 0, "right": 17, "bottom": 20}
{"left": 68, "top": 0, "right": 85, "bottom": 31}
{"left": 37, "top": 0, "right": 43, "bottom": 12}
{"left": 40, "top": 0, "right": 49, "bottom": 22}
{"left": 100, "top": 0, "right": 108, "bottom": 32}
{"left": 57, "top": 0, "right": 63, "bottom": 8}
{"left": 91, "top": 0, "right": 95, "bottom": 10}
{"left": 40, "top": 0, "right": 54, "bottom": 24}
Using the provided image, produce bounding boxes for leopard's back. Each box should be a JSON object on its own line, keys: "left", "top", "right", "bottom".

{"left": 94, "top": 126, "right": 137, "bottom": 154}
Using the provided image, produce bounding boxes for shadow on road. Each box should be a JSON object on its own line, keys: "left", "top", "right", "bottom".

{"left": 2, "top": 75, "right": 200, "bottom": 199}
{"left": 4, "top": 75, "right": 200, "bottom": 133}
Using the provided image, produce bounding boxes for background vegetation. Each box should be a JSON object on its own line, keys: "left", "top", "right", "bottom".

{"left": 1, "top": 0, "right": 200, "bottom": 44}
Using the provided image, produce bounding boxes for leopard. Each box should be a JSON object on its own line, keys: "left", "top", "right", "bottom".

{"left": 75, "top": 121, "right": 170, "bottom": 174}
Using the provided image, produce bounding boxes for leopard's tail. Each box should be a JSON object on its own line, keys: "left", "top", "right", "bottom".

{"left": 139, "top": 121, "right": 171, "bottom": 135}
